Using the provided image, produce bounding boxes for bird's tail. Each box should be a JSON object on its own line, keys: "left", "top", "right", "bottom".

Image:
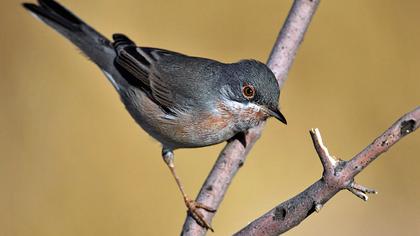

{"left": 22, "top": 0, "right": 116, "bottom": 71}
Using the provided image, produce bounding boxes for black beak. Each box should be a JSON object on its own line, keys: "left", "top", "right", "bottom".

{"left": 269, "top": 108, "right": 287, "bottom": 125}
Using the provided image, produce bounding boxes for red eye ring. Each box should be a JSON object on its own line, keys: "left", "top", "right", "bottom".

{"left": 242, "top": 84, "right": 255, "bottom": 99}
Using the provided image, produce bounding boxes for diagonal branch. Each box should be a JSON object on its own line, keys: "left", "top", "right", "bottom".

{"left": 234, "top": 106, "right": 420, "bottom": 236}
{"left": 181, "top": 0, "right": 320, "bottom": 235}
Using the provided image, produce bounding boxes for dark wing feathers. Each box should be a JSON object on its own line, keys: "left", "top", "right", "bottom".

{"left": 112, "top": 33, "right": 222, "bottom": 112}
{"left": 149, "top": 72, "right": 174, "bottom": 108}
{"left": 116, "top": 48, "right": 150, "bottom": 84}
{"left": 112, "top": 33, "right": 182, "bottom": 110}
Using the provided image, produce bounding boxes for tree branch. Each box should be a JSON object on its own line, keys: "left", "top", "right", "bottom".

{"left": 181, "top": 0, "right": 320, "bottom": 235}
{"left": 234, "top": 106, "right": 420, "bottom": 236}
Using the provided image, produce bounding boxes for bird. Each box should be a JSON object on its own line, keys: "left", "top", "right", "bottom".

{"left": 22, "top": 0, "right": 287, "bottom": 231}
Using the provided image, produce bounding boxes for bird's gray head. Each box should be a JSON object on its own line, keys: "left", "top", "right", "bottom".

{"left": 219, "top": 59, "right": 287, "bottom": 126}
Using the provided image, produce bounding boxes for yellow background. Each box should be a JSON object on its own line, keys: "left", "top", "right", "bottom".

{"left": 1, "top": 0, "right": 419, "bottom": 235}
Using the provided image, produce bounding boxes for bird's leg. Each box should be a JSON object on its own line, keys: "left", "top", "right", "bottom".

{"left": 162, "top": 149, "right": 216, "bottom": 231}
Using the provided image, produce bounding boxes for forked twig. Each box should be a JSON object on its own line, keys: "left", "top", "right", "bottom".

{"left": 234, "top": 107, "right": 419, "bottom": 236}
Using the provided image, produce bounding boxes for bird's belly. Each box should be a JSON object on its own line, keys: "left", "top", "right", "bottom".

{"left": 168, "top": 116, "right": 237, "bottom": 148}
{"left": 120, "top": 88, "right": 237, "bottom": 149}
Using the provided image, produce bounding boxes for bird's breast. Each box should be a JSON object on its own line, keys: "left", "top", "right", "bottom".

{"left": 120, "top": 88, "right": 266, "bottom": 149}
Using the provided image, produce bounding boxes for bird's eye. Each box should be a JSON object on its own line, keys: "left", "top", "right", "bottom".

{"left": 242, "top": 84, "right": 255, "bottom": 99}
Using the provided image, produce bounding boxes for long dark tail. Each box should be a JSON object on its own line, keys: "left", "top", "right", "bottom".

{"left": 22, "top": 0, "right": 116, "bottom": 72}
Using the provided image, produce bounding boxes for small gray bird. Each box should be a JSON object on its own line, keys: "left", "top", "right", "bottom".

{"left": 23, "top": 0, "right": 287, "bottom": 231}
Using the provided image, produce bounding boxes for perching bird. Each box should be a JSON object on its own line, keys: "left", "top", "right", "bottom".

{"left": 22, "top": 0, "right": 287, "bottom": 231}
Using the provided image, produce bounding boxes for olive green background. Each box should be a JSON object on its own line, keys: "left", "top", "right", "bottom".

{"left": 1, "top": 0, "right": 419, "bottom": 235}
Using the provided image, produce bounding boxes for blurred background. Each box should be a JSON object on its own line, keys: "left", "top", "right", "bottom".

{"left": 1, "top": 0, "right": 419, "bottom": 235}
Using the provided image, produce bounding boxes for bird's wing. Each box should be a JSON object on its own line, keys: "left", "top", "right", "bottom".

{"left": 113, "top": 33, "right": 220, "bottom": 111}
{"left": 113, "top": 33, "right": 184, "bottom": 110}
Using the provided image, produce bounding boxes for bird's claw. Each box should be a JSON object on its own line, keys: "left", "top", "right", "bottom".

{"left": 185, "top": 198, "right": 216, "bottom": 232}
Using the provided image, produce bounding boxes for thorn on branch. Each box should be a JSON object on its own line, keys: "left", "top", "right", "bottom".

{"left": 347, "top": 182, "right": 378, "bottom": 201}
{"left": 310, "top": 128, "right": 338, "bottom": 177}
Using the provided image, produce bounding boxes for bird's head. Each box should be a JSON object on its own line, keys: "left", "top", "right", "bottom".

{"left": 220, "top": 60, "right": 287, "bottom": 128}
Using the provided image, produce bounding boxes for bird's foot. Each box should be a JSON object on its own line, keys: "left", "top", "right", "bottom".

{"left": 185, "top": 198, "right": 216, "bottom": 232}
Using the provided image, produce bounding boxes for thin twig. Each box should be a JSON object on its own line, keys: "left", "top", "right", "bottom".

{"left": 309, "top": 128, "right": 337, "bottom": 177}
{"left": 181, "top": 0, "right": 320, "bottom": 235}
{"left": 234, "top": 106, "right": 420, "bottom": 236}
